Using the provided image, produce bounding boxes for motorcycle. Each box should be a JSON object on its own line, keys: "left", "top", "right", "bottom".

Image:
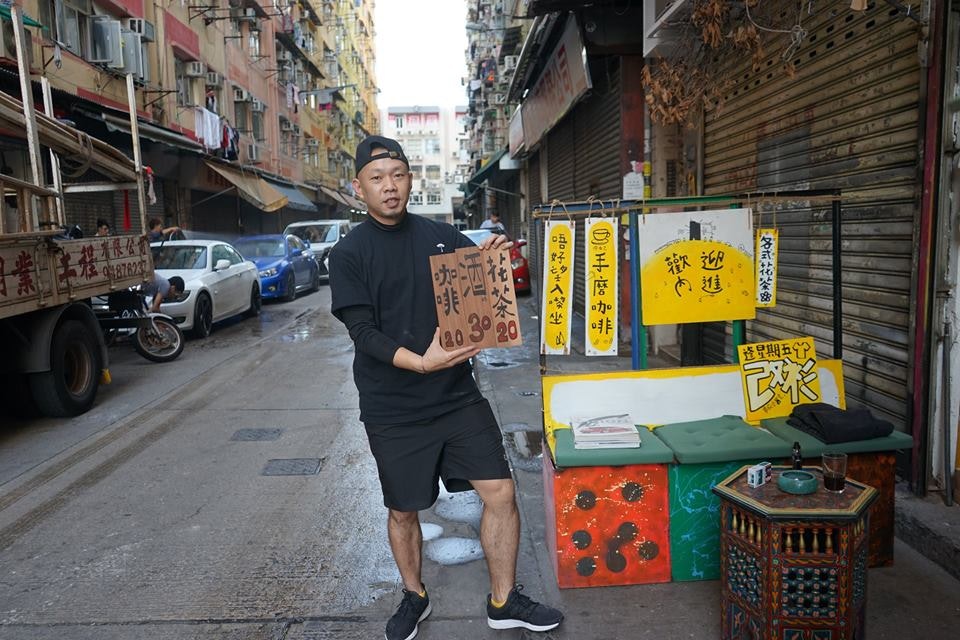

{"left": 96, "top": 290, "right": 184, "bottom": 363}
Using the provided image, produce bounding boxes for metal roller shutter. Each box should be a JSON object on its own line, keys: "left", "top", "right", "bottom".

{"left": 702, "top": 2, "right": 920, "bottom": 428}
{"left": 528, "top": 152, "right": 543, "bottom": 298}
{"left": 544, "top": 55, "right": 623, "bottom": 319}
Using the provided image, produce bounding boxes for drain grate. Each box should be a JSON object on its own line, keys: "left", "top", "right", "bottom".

{"left": 231, "top": 428, "right": 283, "bottom": 441}
{"left": 261, "top": 458, "right": 323, "bottom": 476}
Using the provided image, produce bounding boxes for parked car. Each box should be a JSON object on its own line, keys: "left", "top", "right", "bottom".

{"left": 461, "top": 228, "right": 531, "bottom": 294}
{"left": 151, "top": 240, "right": 261, "bottom": 338}
{"left": 282, "top": 219, "right": 353, "bottom": 281}
{"left": 233, "top": 234, "right": 320, "bottom": 302}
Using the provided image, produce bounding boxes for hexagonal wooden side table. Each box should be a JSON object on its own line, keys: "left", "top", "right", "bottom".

{"left": 713, "top": 466, "right": 878, "bottom": 640}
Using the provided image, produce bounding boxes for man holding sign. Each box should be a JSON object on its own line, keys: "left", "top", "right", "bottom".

{"left": 329, "top": 135, "right": 562, "bottom": 640}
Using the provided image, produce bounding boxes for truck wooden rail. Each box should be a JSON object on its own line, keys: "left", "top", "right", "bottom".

{"left": 1, "top": 6, "right": 154, "bottom": 417}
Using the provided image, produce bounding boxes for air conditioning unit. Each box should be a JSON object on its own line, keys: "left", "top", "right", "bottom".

{"left": 277, "top": 49, "right": 292, "bottom": 62}
{"left": 306, "top": 139, "right": 320, "bottom": 147}
{"left": 241, "top": 8, "right": 257, "bottom": 22}
{"left": 494, "top": 94, "right": 507, "bottom": 104}
{"left": 0, "top": 20, "right": 34, "bottom": 67}
{"left": 251, "top": 99, "right": 266, "bottom": 112}
{"left": 292, "top": 125, "right": 301, "bottom": 135}
{"left": 185, "top": 61, "right": 206, "bottom": 77}
{"left": 247, "top": 143, "right": 261, "bottom": 163}
{"left": 280, "top": 120, "right": 294, "bottom": 132}
{"left": 503, "top": 55, "right": 518, "bottom": 71}
{"left": 205, "top": 71, "right": 222, "bottom": 86}
{"left": 233, "top": 87, "right": 252, "bottom": 102}
{"left": 126, "top": 18, "right": 155, "bottom": 43}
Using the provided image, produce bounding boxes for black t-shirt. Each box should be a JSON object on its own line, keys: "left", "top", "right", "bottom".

{"left": 329, "top": 213, "right": 481, "bottom": 425}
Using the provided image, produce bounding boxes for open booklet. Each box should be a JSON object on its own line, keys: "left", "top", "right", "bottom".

{"left": 571, "top": 414, "right": 641, "bottom": 449}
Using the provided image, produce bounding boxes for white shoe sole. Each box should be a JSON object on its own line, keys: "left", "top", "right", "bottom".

{"left": 387, "top": 602, "right": 432, "bottom": 640}
{"left": 487, "top": 617, "right": 561, "bottom": 631}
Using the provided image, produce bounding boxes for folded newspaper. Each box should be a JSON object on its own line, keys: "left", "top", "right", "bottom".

{"left": 571, "top": 414, "right": 641, "bottom": 449}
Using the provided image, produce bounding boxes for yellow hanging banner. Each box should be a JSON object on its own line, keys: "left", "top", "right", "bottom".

{"left": 541, "top": 220, "right": 575, "bottom": 355}
{"left": 737, "top": 336, "right": 822, "bottom": 423}
{"left": 638, "top": 209, "right": 756, "bottom": 325}
{"left": 755, "top": 228, "right": 778, "bottom": 308}
{"left": 585, "top": 217, "right": 618, "bottom": 356}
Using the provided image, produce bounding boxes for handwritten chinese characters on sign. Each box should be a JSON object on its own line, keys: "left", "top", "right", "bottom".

{"left": 541, "top": 220, "right": 575, "bottom": 355}
{"left": 585, "top": 217, "right": 618, "bottom": 356}
{"left": 737, "top": 337, "right": 821, "bottom": 422}
{"left": 429, "top": 245, "right": 522, "bottom": 351}
{"left": 638, "top": 209, "right": 755, "bottom": 326}
{"left": 755, "top": 229, "right": 778, "bottom": 308}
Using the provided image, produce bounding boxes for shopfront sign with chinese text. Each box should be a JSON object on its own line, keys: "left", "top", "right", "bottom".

{"left": 737, "top": 337, "right": 821, "bottom": 422}
{"left": 585, "top": 217, "right": 618, "bottom": 356}
{"left": 541, "top": 220, "right": 575, "bottom": 355}
{"left": 755, "top": 228, "right": 778, "bottom": 308}
{"left": 429, "top": 246, "right": 522, "bottom": 351}
{"left": 638, "top": 209, "right": 755, "bottom": 325}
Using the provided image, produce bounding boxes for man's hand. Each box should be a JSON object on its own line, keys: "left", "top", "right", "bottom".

{"left": 420, "top": 327, "right": 479, "bottom": 372}
{"left": 477, "top": 232, "right": 513, "bottom": 251}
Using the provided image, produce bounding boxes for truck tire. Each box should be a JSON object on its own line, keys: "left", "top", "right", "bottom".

{"left": 28, "top": 319, "right": 102, "bottom": 417}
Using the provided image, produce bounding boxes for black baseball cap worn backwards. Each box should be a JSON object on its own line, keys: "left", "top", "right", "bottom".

{"left": 355, "top": 135, "right": 409, "bottom": 175}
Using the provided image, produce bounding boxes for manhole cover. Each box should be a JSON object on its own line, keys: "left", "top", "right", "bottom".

{"left": 261, "top": 458, "right": 323, "bottom": 476}
{"left": 231, "top": 428, "right": 283, "bottom": 441}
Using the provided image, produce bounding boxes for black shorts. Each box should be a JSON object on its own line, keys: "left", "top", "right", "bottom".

{"left": 364, "top": 399, "right": 512, "bottom": 511}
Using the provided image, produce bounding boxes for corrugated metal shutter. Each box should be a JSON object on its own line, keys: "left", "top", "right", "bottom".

{"left": 544, "top": 55, "right": 623, "bottom": 317}
{"left": 528, "top": 151, "right": 543, "bottom": 297}
{"left": 112, "top": 177, "right": 165, "bottom": 233}
{"left": 702, "top": 2, "right": 920, "bottom": 428}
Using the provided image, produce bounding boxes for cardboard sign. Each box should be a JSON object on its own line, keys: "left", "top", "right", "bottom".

{"left": 430, "top": 245, "right": 522, "bottom": 351}
{"left": 584, "top": 217, "right": 618, "bottom": 356}
{"left": 541, "top": 220, "right": 575, "bottom": 355}
{"left": 737, "top": 336, "right": 821, "bottom": 422}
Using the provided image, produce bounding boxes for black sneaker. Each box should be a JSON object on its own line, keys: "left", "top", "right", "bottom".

{"left": 486, "top": 584, "right": 563, "bottom": 632}
{"left": 385, "top": 587, "right": 431, "bottom": 640}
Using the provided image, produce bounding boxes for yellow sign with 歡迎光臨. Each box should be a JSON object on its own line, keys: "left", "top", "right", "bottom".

{"left": 585, "top": 217, "right": 618, "bottom": 356}
{"left": 541, "top": 220, "right": 575, "bottom": 355}
{"left": 737, "top": 336, "right": 822, "bottom": 422}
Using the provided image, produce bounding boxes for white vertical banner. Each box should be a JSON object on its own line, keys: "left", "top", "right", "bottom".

{"left": 755, "top": 228, "right": 778, "bottom": 308}
{"left": 584, "top": 217, "right": 619, "bottom": 356}
{"left": 540, "top": 220, "right": 575, "bottom": 355}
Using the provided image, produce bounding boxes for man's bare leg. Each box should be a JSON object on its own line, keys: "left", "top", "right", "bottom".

{"left": 388, "top": 509, "right": 424, "bottom": 592}
{"left": 471, "top": 478, "right": 520, "bottom": 602}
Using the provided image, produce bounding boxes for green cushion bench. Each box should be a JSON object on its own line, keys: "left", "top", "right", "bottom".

{"left": 653, "top": 416, "right": 794, "bottom": 581}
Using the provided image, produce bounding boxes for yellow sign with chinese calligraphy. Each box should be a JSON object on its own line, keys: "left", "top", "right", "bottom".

{"left": 541, "top": 220, "right": 575, "bottom": 355}
{"left": 737, "top": 337, "right": 821, "bottom": 422}
{"left": 585, "top": 217, "right": 618, "bottom": 356}
{"left": 755, "top": 229, "right": 778, "bottom": 308}
{"left": 638, "top": 209, "right": 755, "bottom": 325}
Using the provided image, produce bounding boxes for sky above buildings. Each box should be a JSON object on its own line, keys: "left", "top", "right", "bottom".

{"left": 375, "top": 0, "right": 469, "bottom": 109}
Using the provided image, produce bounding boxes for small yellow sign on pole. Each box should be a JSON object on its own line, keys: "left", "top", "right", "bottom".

{"left": 756, "top": 229, "right": 778, "bottom": 308}
{"left": 541, "top": 220, "right": 575, "bottom": 355}
{"left": 737, "top": 337, "right": 822, "bottom": 422}
{"left": 585, "top": 217, "right": 618, "bottom": 356}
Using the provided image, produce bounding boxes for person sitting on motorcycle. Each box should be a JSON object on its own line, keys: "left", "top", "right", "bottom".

{"left": 142, "top": 273, "right": 185, "bottom": 313}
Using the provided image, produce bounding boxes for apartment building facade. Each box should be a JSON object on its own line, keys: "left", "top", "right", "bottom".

{"left": 380, "top": 105, "right": 472, "bottom": 227}
{"left": 0, "top": 0, "right": 376, "bottom": 236}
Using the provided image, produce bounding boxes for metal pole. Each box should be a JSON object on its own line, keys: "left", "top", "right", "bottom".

{"left": 40, "top": 78, "right": 65, "bottom": 226}
{"left": 630, "top": 209, "right": 641, "bottom": 370}
{"left": 832, "top": 198, "right": 843, "bottom": 359}
{"left": 943, "top": 322, "right": 954, "bottom": 506}
{"left": 125, "top": 74, "right": 148, "bottom": 234}
{"left": 11, "top": 6, "right": 42, "bottom": 230}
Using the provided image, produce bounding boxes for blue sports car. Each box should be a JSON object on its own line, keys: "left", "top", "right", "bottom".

{"left": 233, "top": 234, "right": 320, "bottom": 301}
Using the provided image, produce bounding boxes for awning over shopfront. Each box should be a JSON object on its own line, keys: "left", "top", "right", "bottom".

{"left": 319, "top": 185, "right": 349, "bottom": 206}
{"left": 0, "top": 6, "right": 43, "bottom": 27}
{"left": 102, "top": 112, "right": 204, "bottom": 152}
{"left": 204, "top": 161, "right": 287, "bottom": 212}
{"left": 464, "top": 149, "right": 507, "bottom": 199}
{"left": 264, "top": 179, "right": 317, "bottom": 212}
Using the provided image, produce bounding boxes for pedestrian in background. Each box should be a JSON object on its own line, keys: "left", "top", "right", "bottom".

{"left": 147, "top": 217, "right": 181, "bottom": 242}
{"left": 95, "top": 219, "right": 111, "bottom": 236}
{"left": 480, "top": 211, "right": 505, "bottom": 232}
{"left": 329, "top": 135, "right": 563, "bottom": 640}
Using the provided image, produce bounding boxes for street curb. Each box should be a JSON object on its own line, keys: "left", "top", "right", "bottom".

{"left": 894, "top": 485, "right": 960, "bottom": 582}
